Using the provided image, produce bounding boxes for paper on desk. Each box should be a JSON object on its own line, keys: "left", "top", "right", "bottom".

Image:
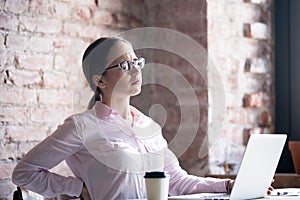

{"left": 270, "top": 188, "right": 300, "bottom": 197}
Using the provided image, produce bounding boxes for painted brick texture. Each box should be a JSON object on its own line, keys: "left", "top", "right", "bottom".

{"left": 0, "top": 0, "right": 146, "bottom": 198}
{"left": 0, "top": 0, "right": 207, "bottom": 198}
{"left": 0, "top": 0, "right": 275, "bottom": 199}
{"left": 207, "top": 0, "right": 274, "bottom": 174}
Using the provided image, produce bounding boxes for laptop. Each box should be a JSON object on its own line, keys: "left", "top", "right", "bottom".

{"left": 168, "top": 134, "right": 287, "bottom": 200}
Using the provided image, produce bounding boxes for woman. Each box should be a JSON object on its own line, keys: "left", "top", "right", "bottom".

{"left": 12, "top": 37, "right": 233, "bottom": 199}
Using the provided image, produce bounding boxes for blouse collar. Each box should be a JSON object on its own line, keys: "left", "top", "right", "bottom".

{"left": 94, "top": 101, "right": 142, "bottom": 122}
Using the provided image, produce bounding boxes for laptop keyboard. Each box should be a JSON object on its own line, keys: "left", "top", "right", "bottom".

{"left": 168, "top": 193, "right": 230, "bottom": 200}
{"left": 200, "top": 193, "right": 230, "bottom": 199}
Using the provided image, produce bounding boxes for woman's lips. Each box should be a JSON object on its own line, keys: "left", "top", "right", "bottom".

{"left": 131, "top": 80, "right": 141, "bottom": 85}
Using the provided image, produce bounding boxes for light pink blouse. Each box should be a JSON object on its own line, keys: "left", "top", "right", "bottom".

{"left": 12, "top": 101, "right": 228, "bottom": 199}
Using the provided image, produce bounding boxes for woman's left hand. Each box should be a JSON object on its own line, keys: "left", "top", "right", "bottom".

{"left": 267, "top": 186, "right": 274, "bottom": 195}
{"left": 227, "top": 179, "right": 274, "bottom": 195}
{"left": 267, "top": 179, "right": 275, "bottom": 195}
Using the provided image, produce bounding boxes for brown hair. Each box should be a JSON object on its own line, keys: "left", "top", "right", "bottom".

{"left": 82, "top": 37, "right": 132, "bottom": 109}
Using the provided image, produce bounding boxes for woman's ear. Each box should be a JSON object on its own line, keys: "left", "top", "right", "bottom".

{"left": 92, "top": 75, "right": 106, "bottom": 89}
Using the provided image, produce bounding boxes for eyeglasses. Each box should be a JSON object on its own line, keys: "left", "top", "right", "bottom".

{"left": 105, "top": 57, "right": 145, "bottom": 72}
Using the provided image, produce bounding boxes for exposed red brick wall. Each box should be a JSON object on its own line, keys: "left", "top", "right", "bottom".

{"left": 207, "top": 0, "right": 274, "bottom": 174}
{"left": 0, "top": 0, "right": 207, "bottom": 197}
{"left": 0, "top": 0, "right": 147, "bottom": 198}
{"left": 0, "top": 0, "right": 275, "bottom": 198}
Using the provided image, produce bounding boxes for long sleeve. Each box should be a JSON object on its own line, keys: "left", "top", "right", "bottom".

{"left": 164, "top": 149, "right": 229, "bottom": 196}
{"left": 12, "top": 117, "right": 83, "bottom": 198}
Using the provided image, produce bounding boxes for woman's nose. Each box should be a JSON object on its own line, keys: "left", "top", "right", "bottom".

{"left": 130, "top": 64, "right": 141, "bottom": 75}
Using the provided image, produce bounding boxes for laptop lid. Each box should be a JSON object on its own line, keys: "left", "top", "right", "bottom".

{"left": 168, "top": 134, "right": 287, "bottom": 200}
{"left": 230, "top": 134, "right": 286, "bottom": 200}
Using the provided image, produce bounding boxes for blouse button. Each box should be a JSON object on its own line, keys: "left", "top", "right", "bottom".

{"left": 113, "top": 144, "right": 118, "bottom": 150}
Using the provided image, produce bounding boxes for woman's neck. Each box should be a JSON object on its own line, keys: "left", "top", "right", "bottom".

{"left": 102, "top": 96, "right": 131, "bottom": 120}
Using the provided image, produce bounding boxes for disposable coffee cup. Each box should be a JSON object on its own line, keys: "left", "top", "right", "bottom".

{"left": 144, "top": 171, "right": 169, "bottom": 200}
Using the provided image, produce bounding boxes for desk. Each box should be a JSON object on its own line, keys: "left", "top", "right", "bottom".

{"left": 168, "top": 194, "right": 300, "bottom": 200}
{"left": 207, "top": 173, "right": 300, "bottom": 188}
{"left": 168, "top": 189, "right": 300, "bottom": 200}
{"left": 168, "top": 197, "right": 300, "bottom": 199}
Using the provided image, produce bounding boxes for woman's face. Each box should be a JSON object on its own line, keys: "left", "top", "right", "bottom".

{"left": 100, "top": 41, "right": 142, "bottom": 99}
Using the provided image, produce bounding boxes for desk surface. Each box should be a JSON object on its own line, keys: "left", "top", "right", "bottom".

{"left": 207, "top": 173, "right": 300, "bottom": 188}
{"left": 167, "top": 175, "right": 300, "bottom": 200}
{"left": 167, "top": 197, "right": 300, "bottom": 200}
{"left": 167, "top": 196, "right": 300, "bottom": 200}
{"left": 167, "top": 189, "right": 300, "bottom": 199}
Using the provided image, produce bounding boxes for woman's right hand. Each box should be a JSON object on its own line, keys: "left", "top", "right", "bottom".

{"left": 58, "top": 183, "right": 90, "bottom": 200}
{"left": 79, "top": 183, "right": 91, "bottom": 200}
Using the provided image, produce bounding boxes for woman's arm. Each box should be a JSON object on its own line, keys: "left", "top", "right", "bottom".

{"left": 164, "top": 149, "right": 230, "bottom": 196}
{"left": 12, "top": 117, "right": 83, "bottom": 198}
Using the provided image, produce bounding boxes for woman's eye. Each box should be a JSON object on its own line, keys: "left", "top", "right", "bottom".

{"left": 121, "top": 62, "right": 130, "bottom": 71}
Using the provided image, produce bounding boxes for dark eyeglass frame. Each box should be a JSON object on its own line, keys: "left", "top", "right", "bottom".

{"left": 104, "top": 57, "right": 145, "bottom": 73}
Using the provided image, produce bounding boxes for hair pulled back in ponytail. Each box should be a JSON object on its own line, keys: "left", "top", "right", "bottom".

{"left": 82, "top": 37, "right": 132, "bottom": 109}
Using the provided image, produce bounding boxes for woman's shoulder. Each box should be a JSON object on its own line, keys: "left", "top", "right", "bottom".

{"left": 72, "top": 109, "right": 96, "bottom": 119}
{"left": 66, "top": 109, "right": 99, "bottom": 129}
{"left": 67, "top": 109, "right": 109, "bottom": 140}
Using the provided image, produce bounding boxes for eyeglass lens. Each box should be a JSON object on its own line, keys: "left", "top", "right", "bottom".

{"left": 120, "top": 57, "right": 145, "bottom": 72}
